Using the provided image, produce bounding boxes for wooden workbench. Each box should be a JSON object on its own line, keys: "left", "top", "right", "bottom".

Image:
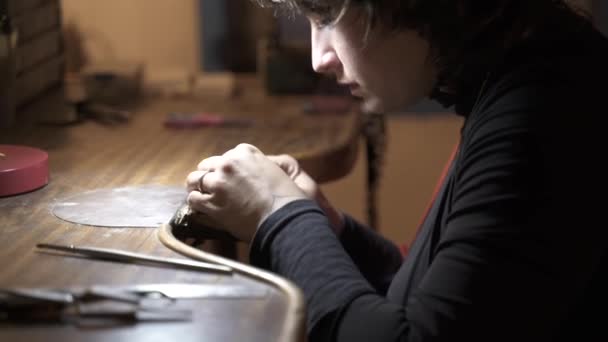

{"left": 0, "top": 86, "right": 361, "bottom": 341}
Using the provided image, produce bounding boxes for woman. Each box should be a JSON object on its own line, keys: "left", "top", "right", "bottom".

{"left": 185, "top": 1, "right": 608, "bottom": 340}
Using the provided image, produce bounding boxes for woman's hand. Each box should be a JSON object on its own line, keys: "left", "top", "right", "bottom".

{"left": 266, "top": 154, "right": 318, "bottom": 199}
{"left": 267, "top": 154, "right": 345, "bottom": 236}
{"left": 185, "top": 144, "right": 307, "bottom": 242}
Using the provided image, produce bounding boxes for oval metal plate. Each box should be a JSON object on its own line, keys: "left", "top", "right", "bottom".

{"left": 51, "top": 184, "right": 187, "bottom": 228}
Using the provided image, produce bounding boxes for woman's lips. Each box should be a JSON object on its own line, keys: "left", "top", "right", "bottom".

{"left": 349, "top": 84, "right": 362, "bottom": 97}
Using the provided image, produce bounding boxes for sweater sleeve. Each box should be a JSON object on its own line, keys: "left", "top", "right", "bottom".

{"left": 339, "top": 214, "right": 403, "bottom": 294}
{"left": 249, "top": 199, "right": 376, "bottom": 331}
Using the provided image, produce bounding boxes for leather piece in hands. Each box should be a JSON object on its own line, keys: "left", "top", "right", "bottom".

{"left": 169, "top": 204, "right": 238, "bottom": 243}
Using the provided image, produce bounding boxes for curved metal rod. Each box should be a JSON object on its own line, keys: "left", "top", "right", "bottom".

{"left": 157, "top": 223, "right": 307, "bottom": 342}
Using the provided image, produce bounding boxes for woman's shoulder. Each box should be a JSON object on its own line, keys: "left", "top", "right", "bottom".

{"left": 466, "top": 29, "right": 608, "bottom": 137}
{"left": 458, "top": 30, "right": 607, "bottom": 185}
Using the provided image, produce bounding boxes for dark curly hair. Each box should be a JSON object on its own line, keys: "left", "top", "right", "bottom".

{"left": 253, "top": 0, "right": 593, "bottom": 109}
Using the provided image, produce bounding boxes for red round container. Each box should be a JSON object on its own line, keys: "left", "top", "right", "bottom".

{"left": 0, "top": 145, "right": 49, "bottom": 197}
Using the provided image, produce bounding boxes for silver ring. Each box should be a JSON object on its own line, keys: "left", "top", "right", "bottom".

{"left": 197, "top": 170, "right": 210, "bottom": 193}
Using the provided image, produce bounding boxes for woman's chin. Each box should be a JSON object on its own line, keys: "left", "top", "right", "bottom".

{"left": 361, "top": 94, "right": 428, "bottom": 114}
{"left": 360, "top": 97, "right": 385, "bottom": 113}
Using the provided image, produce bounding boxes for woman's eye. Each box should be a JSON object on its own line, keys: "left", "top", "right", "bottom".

{"left": 316, "top": 18, "right": 332, "bottom": 29}
{"left": 311, "top": 15, "right": 334, "bottom": 29}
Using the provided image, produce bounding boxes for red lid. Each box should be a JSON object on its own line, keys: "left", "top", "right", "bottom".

{"left": 0, "top": 145, "right": 49, "bottom": 197}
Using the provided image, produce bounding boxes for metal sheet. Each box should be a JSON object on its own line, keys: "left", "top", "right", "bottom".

{"left": 51, "top": 184, "right": 187, "bottom": 228}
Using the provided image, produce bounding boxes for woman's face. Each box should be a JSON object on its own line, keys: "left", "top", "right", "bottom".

{"left": 309, "top": 6, "right": 437, "bottom": 112}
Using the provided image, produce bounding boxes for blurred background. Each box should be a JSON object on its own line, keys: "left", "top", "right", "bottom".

{"left": 1, "top": 0, "right": 606, "bottom": 245}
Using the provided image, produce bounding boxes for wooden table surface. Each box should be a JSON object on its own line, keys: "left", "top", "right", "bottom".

{"left": 0, "top": 86, "right": 361, "bottom": 341}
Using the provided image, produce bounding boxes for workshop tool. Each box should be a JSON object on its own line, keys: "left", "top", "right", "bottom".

{"left": 0, "top": 286, "right": 192, "bottom": 325}
{"left": 114, "top": 283, "right": 268, "bottom": 299}
{"left": 36, "top": 243, "right": 233, "bottom": 274}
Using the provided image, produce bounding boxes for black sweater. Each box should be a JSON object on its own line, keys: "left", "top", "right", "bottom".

{"left": 250, "top": 24, "right": 608, "bottom": 342}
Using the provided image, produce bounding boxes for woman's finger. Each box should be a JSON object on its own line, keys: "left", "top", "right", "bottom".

{"left": 186, "top": 169, "right": 224, "bottom": 195}
{"left": 267, "top": 154, "right": 300, "bottom": 178}
{"left": 185, "top": 170, "right": 208, "bottom": 192}
{"left": 197, "top": 155, "right": 223, "bottom": 171}
{"left": 187, "top": 190, "right": 216, "bottom": 215}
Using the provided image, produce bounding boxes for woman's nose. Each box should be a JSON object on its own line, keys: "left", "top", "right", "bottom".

{"left": 311, "top": 28, "right": 340, "bottom": 75}
{"left": 312, "top": 50, "right": 340, "bottom": 74}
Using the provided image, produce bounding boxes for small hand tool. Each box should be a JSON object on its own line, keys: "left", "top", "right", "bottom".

{"left": 36, "top": 243, "right": 233, "bottom": 274}
{"left": 0, "top": 286, "right": 192, "bottom": 325}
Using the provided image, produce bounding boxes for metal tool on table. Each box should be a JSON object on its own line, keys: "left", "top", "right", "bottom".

{"left": 0, "top": 286, "right": 192, "bottom": 325}
{"left": 113, "top": 283, "right": 268, "bottom": 299}
{"left": 36, "top": 243, "right": 233, "bottom": 274}
{"left": 0, "top": 282, "right": 267, "bottom": 325}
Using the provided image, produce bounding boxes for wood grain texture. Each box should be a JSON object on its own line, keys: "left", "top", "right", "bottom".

{"left": 0, "top": 84, "right": 360, "bottom": 340}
